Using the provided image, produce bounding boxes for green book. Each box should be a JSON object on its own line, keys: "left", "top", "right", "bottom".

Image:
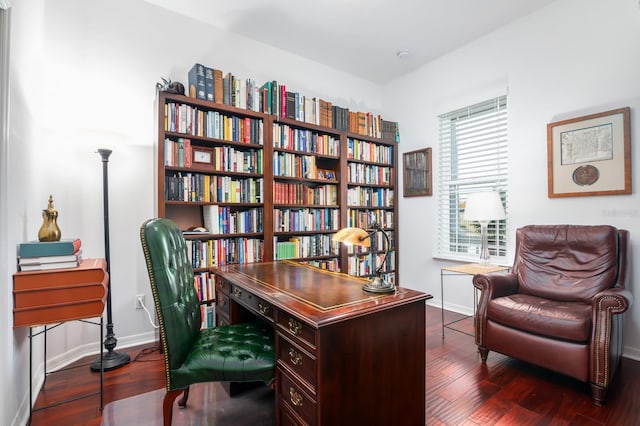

{"left": 18, "top": 238, "right": 81, "bottom": 258}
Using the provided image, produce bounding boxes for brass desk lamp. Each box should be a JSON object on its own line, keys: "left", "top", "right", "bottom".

{"left": 333, "top": 223, "right": 395, "bottom": 293}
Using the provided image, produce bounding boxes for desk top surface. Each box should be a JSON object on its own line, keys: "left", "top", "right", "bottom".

{"left": 217, "top": 261, "right": 431, "bottom": 326}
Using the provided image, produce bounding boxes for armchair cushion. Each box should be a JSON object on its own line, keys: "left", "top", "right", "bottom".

{"left": 488, "top": 294, "right": 591, "bottom": 342}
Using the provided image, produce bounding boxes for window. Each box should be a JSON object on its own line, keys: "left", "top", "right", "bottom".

{"left": 437, "top": 95, "right": 508, "bottom": 261}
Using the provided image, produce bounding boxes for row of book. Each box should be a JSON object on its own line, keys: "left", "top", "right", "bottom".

{"left": 273, "top": 181, "right": 339, "bottom": 206}
{"left": 17, "top": 238, "right": 82, "bottom": 272}
{"left": 274, "top": 207, "right": 340, "bottom": 233}
{"left": 186, "top": 237, "right": 264, "bottom": 269}
{"left": 273, "top": 152, "right": 337, "bottom": 180}
{"left": 187, "top": 63, "right": 400, "bottom": 141}
{"left": 194, "top": 271, "right": 215, "bottom": 303}
{"left": 164, "top": 137, "right": 263, "bottom": 174}
{"left": 347, "top": 209, "right": 395, "bottom": 230}
{"left": 347, "top": 163, "right": 393, "bottom": 186}
{"left": 200, "top": 304, "right": 215, "bottom": 329}
{"left": 346, "top": 251, "right": 396, "bottom": 277}
{"left": 347, "top": 187, "right": 394, "bottom": 208}
{"left": 272, "top": 123, "right": 340, "bottom": 156}
{"left": 165, "top": 172, "right": 263, "bottom": 204}
{"left": 300, "top": 258, "right": 340, "bottom": 272}
{"left": 346, "top": 233, "right": 396, "bottom": 253}
{"left": 347, "top": 138, "right": 394, "bottom": 164}
{"left": 274, "top": 234, "right": 339, "bottom": 260}
{"left": 165, "top": 102, "right": 264, "bottom": 145}
{"left": 202, "top": 205, "right": 263, "bottom": 235}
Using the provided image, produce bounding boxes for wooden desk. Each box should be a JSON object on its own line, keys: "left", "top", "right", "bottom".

{"left": 214, "top": 261, "right": 431, "bottom": 426}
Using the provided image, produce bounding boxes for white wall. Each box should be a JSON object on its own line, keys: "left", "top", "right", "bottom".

{"left": 387, "top": 0, "right": 640, "bottom": 357}
{"left": 3, "top": 0, "right": 384, "bottom": 424}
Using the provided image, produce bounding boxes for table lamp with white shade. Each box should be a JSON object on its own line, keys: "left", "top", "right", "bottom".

{"left": 463, "top": 191, "right": 506, "bottom": 265}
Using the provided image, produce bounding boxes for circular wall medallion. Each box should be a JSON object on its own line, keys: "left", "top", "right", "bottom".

{"left": 572, "top": 165, "right": 599, "bottom": 186}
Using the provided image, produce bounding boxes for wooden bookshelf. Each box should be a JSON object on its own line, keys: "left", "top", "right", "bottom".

{"left": 156, "top": 90, "right": 399, "bottom": 303}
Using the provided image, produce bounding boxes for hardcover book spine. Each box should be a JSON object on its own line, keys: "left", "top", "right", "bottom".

{"left": 188, "top": 63, "right": 206, "bottom": 100}
{"left": 204, "top": 66, "right": 215, "bottom": 102}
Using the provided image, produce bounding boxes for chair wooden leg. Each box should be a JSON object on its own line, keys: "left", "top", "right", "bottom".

{"left": 590, "top": 383, "right": 606, "bottom": 406}
{"left": 478, "top": 347, "right": 489, "bottom": 362}
{"left": 178, "top": 386, "right": 190, "bottom": 408}
{"left": 163, "top": 389, "right": 183, "bottom": 426}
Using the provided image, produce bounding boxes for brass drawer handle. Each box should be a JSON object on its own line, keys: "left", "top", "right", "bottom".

{"left": 232, "top": 288, "right": 242, "bottom": 298}
{"left": 258, "top": 302, "right": 270, "bottom": 316}
{"left": 218, "top": 298, "right": 227, "bottom": 307}
{"left": 288, "top": 318, "right": 302, "bottom": 336}
{"left": 289, "top": 387, "right": 303, "bottom": 407}
{"left": 288, "top": 347, "right": 302, "bottom": 366}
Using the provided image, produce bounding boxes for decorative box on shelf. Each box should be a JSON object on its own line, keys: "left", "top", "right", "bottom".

{"left": 13, "top": 258, "right": 108, "bottom": 328}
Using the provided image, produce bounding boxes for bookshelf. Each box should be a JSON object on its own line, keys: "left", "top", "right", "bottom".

{"left": 156, "top": 89, "right": 399, "bottom": 309}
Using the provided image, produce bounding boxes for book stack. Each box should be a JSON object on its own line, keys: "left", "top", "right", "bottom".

{"left": 17, "top": 238, "right": 82, "bottom": 272}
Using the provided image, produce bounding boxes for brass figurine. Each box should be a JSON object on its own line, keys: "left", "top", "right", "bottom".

{"left": 38, "top": 195, "right": 62, "bottom": 241}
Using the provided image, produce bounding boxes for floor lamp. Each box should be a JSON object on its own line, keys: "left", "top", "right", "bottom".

{"left": 463, "top": 191, "right": 506, "bottom": 265}
{"left": 91, "top": 149, "right": 131, "bottom": 372}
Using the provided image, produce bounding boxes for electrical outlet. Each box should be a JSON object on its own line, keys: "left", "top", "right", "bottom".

{"left": 136, "top": 294, "right": 145, "bottom": 309}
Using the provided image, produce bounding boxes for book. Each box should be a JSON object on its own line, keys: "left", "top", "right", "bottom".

{"left": 188, "top": 63, "right": 206, "bottom": 100}
{"left": 18, "top": 238, "right": 81, "bottom": 258}
{"left": 19, "top": 258, "right": 81, "bottom": 272}
{"left": 204, "top": 66, "right": 215, "bottom": 102}
{"left": 18, "top": 250, "right": 83, "bottom": 266}
{"left": 13, "top": 258, "right": 107, "bottom": 291}
{"left": 213, "top": 69, "right": 223, "bottom": 104}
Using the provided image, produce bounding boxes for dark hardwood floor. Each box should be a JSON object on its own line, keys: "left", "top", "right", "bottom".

{"left": 31, "top": 305, "right": 640, "bottom": 425}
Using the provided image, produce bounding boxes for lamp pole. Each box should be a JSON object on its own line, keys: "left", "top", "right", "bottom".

{"left": 91, "top": 149, "right": 130, "bottom": 371}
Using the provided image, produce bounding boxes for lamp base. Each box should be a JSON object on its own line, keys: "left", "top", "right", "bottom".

{"left": 90, "top": 350, "right": 131, "bottom": 372}
{"left": 362, "top": 276, "right": 396, "bottom": 294}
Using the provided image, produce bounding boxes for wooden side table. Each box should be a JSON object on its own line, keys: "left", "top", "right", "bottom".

{"left": 440, "top": 263, "right": 509, "bottom": 338}
{"left": 12, "top": 258, "right": 108, "bottom": 423}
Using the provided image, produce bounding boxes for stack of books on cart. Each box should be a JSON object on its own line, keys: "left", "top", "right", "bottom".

{"left": 17, "top": 238, "right": 82, "bottom": 271}
{"left": 13, "top": 239, "right": 108, "bottom": 327}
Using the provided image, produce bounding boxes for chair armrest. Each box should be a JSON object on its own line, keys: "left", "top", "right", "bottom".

{"left": 590, "top": 287, "right": 633, "bottom": 389}
{"left": 592, "top": 287, "right": 633, "bottom": 316}
{"left": 473, "top": 273, "right": 518, "bottom": 347}
{"left": 472, "top": 273, "right": 519, "bottom": 299}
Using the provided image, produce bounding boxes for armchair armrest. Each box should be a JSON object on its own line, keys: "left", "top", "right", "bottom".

{"left": 473, "top": 273, "right": 518, "bottom": 347}
{"left": 473, "top": 272, "right": 519, "bottom": 299}
{"left": 590, "top": 287, "right": 633, "bottom": 391}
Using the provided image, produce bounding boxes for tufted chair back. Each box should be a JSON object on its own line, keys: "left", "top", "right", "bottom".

{"left": 140, "top": 218, "right": 201, "bottom": 371}
{"left": 512, "top": 225, "right": 623, "bottom": 302}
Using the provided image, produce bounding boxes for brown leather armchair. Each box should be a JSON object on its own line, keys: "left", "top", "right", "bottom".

{"left": 473, "top": 225, "right": 633, "bottom": 405}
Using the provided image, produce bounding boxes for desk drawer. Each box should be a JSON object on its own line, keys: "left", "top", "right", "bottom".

{"left": 214, "top": 275, "right": 229, "bottom": 295}
{"left": 278, "top": 369, "right": 316, "bottom": 426}
{"left": 277, "top": 333, "right": 316, "bottom": 388}
{"left": 276, "top": 312, "right": 316, "bottom": 351}
{"left": 215, "top": 292, "right": 230, "bottom": 325}
{"left": 230, "top": 284, "right": 274, "bottom": 323}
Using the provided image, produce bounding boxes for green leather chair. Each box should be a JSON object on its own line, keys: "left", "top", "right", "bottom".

{"left": 140, "top": 218, "right": 275, "bottom": 426}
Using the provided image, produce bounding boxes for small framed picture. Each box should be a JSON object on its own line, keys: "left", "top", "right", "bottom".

{"left": 403, "top": 148, "right": 432, "bottom": 197}
{"left": 193, "top": 148, "right": 213, "bottom": 166}
{"left": 324, "top": 170, "right": 336, "bottom": 180}
{"left": 317, "top": 169, "right": 326, "bottom": 179}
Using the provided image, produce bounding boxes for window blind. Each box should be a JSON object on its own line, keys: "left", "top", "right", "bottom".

{"left": 437, "top": 95, "right": 508, "bottom": 260}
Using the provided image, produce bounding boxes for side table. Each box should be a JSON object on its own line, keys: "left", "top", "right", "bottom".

{"left": 12, "top": 258, "right": 109, "bottom": 423}
{"left": 440, "top": 263, "right": 509, "bottom": 338}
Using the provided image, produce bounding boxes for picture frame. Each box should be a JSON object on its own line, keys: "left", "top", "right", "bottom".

{"left": 547, "top": 107, "right": 631, "bottom": 198}
{"left": 403, "top": 148, "right": 432, "bottom": 197}
{"left": 192, "top": 147, "right": 213, "bottom": 166}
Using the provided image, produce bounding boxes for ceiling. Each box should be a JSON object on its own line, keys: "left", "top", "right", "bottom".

{"left": 146, "top": 0, "right": 558, "bottom": 84}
